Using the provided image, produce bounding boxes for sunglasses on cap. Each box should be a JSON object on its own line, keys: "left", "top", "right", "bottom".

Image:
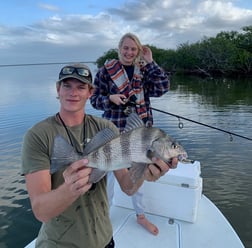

{"left": 60, "top": 66, "right": 91, "bottom": 77}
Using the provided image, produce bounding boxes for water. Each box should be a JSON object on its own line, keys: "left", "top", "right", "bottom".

{"left": 0, "top": 67, "right": 251, "bottom": 248}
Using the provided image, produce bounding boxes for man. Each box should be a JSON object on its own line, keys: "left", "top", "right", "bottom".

{"left": 21, "top": 63, "right": 177, "bottom": 247}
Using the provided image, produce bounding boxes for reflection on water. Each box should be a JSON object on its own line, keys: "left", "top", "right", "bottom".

{"left": 0, "top": 71, "right": 251, "bottom": 247}
{"left": 152, "top": 76, "right": 252, "bottom": 248}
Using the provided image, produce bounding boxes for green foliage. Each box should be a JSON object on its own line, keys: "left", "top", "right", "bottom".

{"left": 197, "top": 33, "right": 238, "bottom": 71}
{"left": 96, "top": 49, "right": 118, "bottom": 68}
{"left": 146, "top": 45, "right": 177, "bottom": 72}
{"left": 96, "top": 26, "right": 252, "bottom": 77}
{"left": 176, "top": 42, "right": 201, "bottom": 70}
{"left": 237, "top": 26, "right": 252, "bottom": 53}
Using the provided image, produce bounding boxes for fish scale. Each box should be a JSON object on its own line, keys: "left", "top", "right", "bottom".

{"left": 127, "top": 130, "right": 149, "bottom": 162}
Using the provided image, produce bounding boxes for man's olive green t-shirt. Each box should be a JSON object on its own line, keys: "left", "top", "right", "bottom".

{"left": 21, "top": 114, "right": 119, "bottom": 248}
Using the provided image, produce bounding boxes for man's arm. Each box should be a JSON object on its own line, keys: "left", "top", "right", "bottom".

{"left": 25, "top": 159, "right": 92, "bottom": 222}
{"left": 114, "top": 157, "right": 178, "bottom": 195}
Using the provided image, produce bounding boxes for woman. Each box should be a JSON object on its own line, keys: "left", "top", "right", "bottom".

{"left": 90, "top": 33, "right": 170, "bottom": 235}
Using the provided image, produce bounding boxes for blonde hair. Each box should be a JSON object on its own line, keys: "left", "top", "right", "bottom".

{"left": 118, "top": 33, "right": 143, "bottom": 64}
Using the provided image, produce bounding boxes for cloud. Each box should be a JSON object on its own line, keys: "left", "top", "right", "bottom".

{"left": 0, "top": 0, "right": 251, "bottom": 66}
{"left": 107, "top": 0, "right": 252, "bottom": 42}
{"left": 38, "top": 3, "right": 60, "bottom": 12}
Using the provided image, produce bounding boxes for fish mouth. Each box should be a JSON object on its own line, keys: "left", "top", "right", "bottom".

{"left": 163, "top": 154, "right": 188, "bottom": 169}
{"left": 161, "top": 154, "right": 190, "bottom": 167}
{"left": 182, "top": 159, "right": 194, "bottom": 163}
{"left": 177, "top": 154, "right": 194, "bottom": 164}
{"left": 179, "top": 157, "right": 194, "bottom": 164}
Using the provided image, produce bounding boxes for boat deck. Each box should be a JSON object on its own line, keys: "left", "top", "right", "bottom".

{"left": 25, "top": 195, "right": 244, "bottom": 248}
{"left": 110, "top": 195, "right": 244, "bottom": 248}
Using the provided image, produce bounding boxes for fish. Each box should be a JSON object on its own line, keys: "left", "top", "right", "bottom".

{"left": 50, "top": 113, "right": 188, "bottom": 183}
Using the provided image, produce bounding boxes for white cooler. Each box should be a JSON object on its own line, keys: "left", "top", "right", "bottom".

{"left": 113, "top": 161, "right": 203, "bottom": 223}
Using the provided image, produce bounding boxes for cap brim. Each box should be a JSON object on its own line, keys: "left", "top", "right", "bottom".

{"left": 57, "top": 74, "right": 92, "bottom": 86}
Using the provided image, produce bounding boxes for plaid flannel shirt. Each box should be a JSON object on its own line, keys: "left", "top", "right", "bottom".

{"left": 90, "top": 60, "right": 169, "bottom": 132}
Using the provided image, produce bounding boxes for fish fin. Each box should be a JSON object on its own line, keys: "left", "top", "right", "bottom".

{"left": 123, "top": 113, "right": 145, "bottom": 133}
{"left": 50, "top": 135, "right": 79, "bottom": 174}
{"left": 129, "top": 162, "right": 148, "bottom": 184}
{"left": 83, "top": 128, "right": 118, "bottom": 154}
{"left": 89, "top": 169, "right": 107, "bottom": 183}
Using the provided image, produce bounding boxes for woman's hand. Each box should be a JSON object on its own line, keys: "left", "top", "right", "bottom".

{"left": 109, "top": 94, "right": 127, "bottom": 105}
{"left": 142, "top": 46, "right": 153, "bottom": 64}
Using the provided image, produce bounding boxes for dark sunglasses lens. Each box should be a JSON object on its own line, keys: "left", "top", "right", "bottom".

{"left": 76, "top": 68, "right": 90, "bottom": 77}
{"left": 61, "top": 67, "right": 75, "bottom": 75}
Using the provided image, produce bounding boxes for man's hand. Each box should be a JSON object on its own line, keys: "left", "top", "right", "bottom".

{"left": 63, "top": 159, "right": 93, "bottom": 196}
{"left": 145, "top": 157, "right": 178, "bottom": 182}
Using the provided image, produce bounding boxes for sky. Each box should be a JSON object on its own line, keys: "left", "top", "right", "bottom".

{"left": 0, "top": 0, "right": 252, "bottom": 65}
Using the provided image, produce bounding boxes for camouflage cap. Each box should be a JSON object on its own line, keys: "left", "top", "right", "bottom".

{"left": 58, "top": 63, "right": 93, "bottom": 86}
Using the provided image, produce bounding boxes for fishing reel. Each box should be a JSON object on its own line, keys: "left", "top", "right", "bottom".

{"left": 123, "top": 95, "right": 137, "bottom": 116}
{"left": 123, "top": 106, "right": 133, "bottom": 115}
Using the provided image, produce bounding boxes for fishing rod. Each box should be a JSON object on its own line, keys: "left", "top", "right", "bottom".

{"left": 150, "top": 107, "right": 252, "bottom": 142}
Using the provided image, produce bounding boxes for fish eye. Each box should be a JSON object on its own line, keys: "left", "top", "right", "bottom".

{"left": 171, "top": 142, "right": 178, "bottom": 149}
